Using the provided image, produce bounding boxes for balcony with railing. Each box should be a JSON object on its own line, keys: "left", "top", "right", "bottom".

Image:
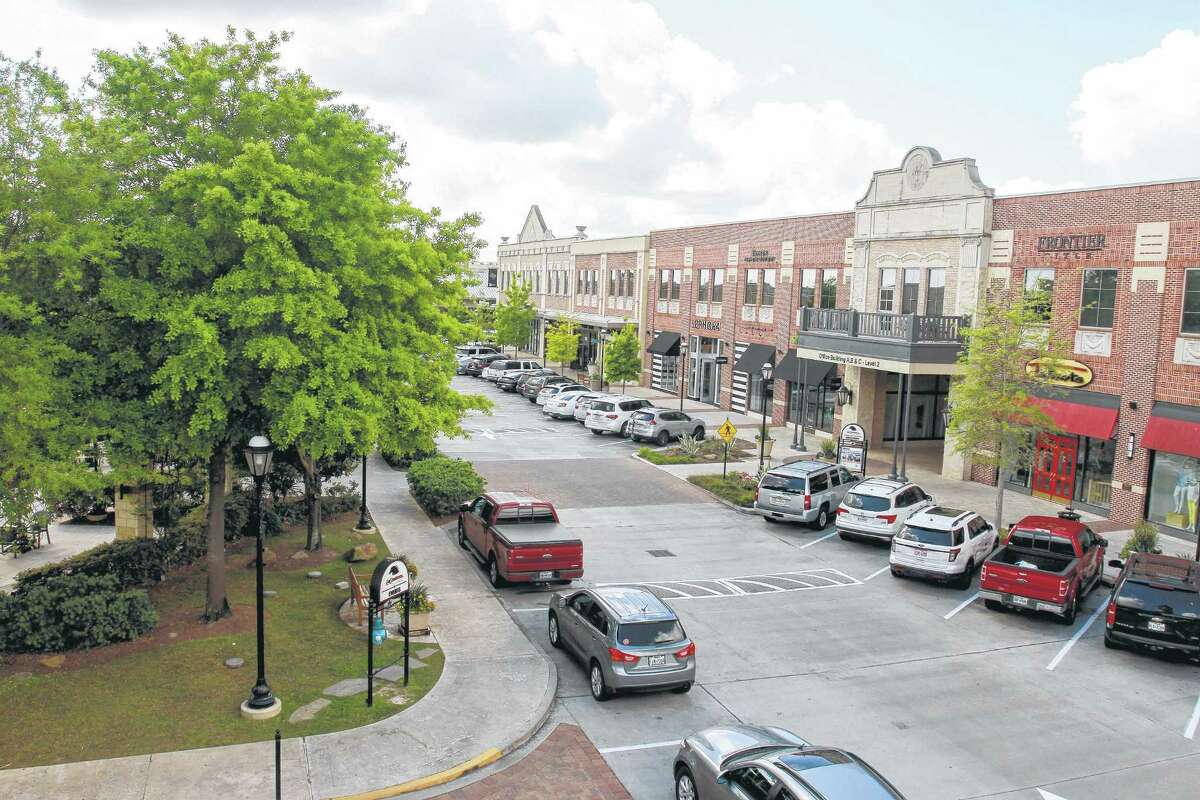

{"left": 794, "top": 307, "right": 967, "bottom": 367}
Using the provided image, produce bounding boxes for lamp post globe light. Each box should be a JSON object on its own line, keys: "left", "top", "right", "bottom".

{"left": 759, "top": 362, "right": 773, "bottom": 468}
{"left": 241, "top": 435, "right": 281, "bottom": 720}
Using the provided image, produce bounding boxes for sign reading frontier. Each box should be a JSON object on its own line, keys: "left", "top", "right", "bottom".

{"left": 1037, "top": 234, "right": 1106, "bottom": 253}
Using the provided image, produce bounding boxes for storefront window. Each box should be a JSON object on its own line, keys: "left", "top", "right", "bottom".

{"left": 1075, "top": 436, "right": 1115, "bottom": 509}
{"left": 820, "top": 269, "right": 838, "bottom": 309}
{"left": 1080, "top": 268, "right": 1117, "bottom": 329}
{"left": 1148, "top": 452, "right": 1200, "bottom": 533}
{"left": 748, "top": 373, "right": 774, "bottom": 415}
{"left": 883, "top": 374, "right": 951, "bottom": 441}
{"left": 799, "top": 270, "right": 817, "bottom": 308}
{"left": 926, "top": 268, "right": 945, "bottom": 316}
{"left": 788, "top": 378, "right": 837, "bottom": 434}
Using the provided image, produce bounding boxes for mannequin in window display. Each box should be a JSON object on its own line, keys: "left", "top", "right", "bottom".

{"left": 1173, "top": 467, "right": 1199, "bottom": 528}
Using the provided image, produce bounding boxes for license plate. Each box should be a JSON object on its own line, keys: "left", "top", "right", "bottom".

{"left": 770, "top": 496, "right": 787, "bottom": 506}
{"left": 914, "top": 549, "right": 927, "bottom": 558}
{"left": 537, "top": 571, "right": 554, "bottom": 581}
{"left": 1147, "top": 620, "right": 1167, "bottom": 633}
{"left": 1010, "top": 596, "right": 1030, "bottom": 606}
{"left": 648, "top": 655, "right": 667, "bottom": 667}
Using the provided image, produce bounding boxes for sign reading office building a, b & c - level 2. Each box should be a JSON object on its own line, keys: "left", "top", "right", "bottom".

{"left": 370, "top": 558, "right": 410, "bottom": 607}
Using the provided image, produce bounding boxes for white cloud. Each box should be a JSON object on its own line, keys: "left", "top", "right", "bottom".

{"left": 1071, "top": 30, "right": 1200, "bottom": 165}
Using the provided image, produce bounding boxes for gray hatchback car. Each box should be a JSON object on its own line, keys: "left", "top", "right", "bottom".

{"left": 548, "top": 585, "right": 695, "bottom": 701}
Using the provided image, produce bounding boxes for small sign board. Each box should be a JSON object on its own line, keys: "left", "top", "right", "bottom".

{"left": 714, "top": 356, "right": 729, "bottom": 365}
{"left": 837, "top": 423, "right": 867, "bottom": 476}
{"left": 718, "top": 418, "right": 737, "bottom": 444}
{"left": 370, "top": 558, "right": 410, "bottom": 607}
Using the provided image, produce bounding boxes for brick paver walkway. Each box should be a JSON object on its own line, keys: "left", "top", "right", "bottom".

{"left": 437, "top": 724, "right": 631, "bottom": 800}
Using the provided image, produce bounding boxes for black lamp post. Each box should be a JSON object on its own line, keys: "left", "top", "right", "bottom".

{"left": 791, "top": 361, "right": 809, "bottom": 452}
{"left": 355, "top": 454, "right": 372, "bottom": 531}
{"left": 242, "top": 435, "right": 279, "bottom": 718}
{"left": 759, "top": 362, "right": 774, "bottom": 469}
{"left": 678, "top": 340, "right": 689, "bottom": 412}
{"left": 599, "top": 329, "right": 611, "bottom": 392}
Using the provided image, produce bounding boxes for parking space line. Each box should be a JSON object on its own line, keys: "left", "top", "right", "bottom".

{"left": 597, "top": 739, "right": 681, "bottom": 755}
{"left": 1046, "top": 604, "right": 1106, "bottom": 671}
{"left": 863, "top": 565, "right": 891, "bottom": 581}
{"left": 714, "top": 579, "right": 749, "bottom": 595}
{"left": 1184, "top": 693, "right": 1200, "bottom": 739}
{"left": 798, "top": 531, "right": 838, "bottom": 549}
{"left": 943, "top": 591, "right": 980, "bottom": 620}
{"left": 670, "top": 581, "right": 725, "bottom": 596}
{"left": 510, "top": 607, "right": 549, "bottom": 613}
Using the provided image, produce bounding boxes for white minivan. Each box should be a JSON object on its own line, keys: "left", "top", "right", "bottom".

{"left": 890, "top": 506, "right": 998, "bottom": 588}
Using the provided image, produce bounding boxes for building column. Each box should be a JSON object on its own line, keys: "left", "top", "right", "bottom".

{"left": 114, "top": 485, "right": 154, "bottom": 540}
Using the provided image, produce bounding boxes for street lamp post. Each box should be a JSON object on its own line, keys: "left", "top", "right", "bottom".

{"left": 678, "top": 341, "right": 689, "bottom": 412}
{"left": 791, "top": 361, "right": 809, "bottom": 452}
{"left": 355, "top": 453, "right": 372, "bottom": 531}
{"left": 241, "top": 435, "right": 280, "bottom": 719}
{"left": 599, "top": 330, "right": 610, "bottom": 392}
{"left": 759, "top": 362, "right": 774, "bottom": 469}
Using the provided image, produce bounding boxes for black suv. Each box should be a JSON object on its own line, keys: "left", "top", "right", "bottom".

{"left": 502, "top": 368, "right": 552, "bottom": 393}
{"left": 1104, "top": 552, "right": 1200, "bottom": 660}
{"left": 463, "top": 352, "right": 505, "bottom": 377}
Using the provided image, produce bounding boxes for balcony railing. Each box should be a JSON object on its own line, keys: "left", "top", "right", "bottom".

{"left": 797, "top": 307, "right": 967, "bottom": 343}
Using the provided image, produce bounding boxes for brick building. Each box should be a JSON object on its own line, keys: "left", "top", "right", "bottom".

{"left": 643, "top": 146, "right": 1200, "bottom": 533}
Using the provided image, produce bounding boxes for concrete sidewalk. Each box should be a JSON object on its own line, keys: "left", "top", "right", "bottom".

{"left": 0, "top": 521, "right": 115, "bottom": 591}
{"left": 0, "top": 456, "right": 556, "bottom": 800}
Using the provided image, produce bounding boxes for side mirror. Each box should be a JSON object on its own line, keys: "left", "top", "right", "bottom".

{"left": 459, "top": 502, "right": 471, "bottom": 513}
{"left": 1097, "top": 538, "right": 1109, "bottom": 549}
{"left": 1108, "top": 559, "right": 1124, "bottom": 570}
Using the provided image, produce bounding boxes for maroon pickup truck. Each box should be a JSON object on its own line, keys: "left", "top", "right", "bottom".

{"left": 979, "top": 513, "right": 1107, "bottom": 624}
{"left": 457, "top": 492, "right": 584, "bottom": 588}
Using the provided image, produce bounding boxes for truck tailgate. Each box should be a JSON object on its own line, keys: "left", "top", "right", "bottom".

{"left": 506, "top": 541, "right": 583, "bottom": 573}
{"left": 982, "top": 559, "right": 1068, "bottom": 603}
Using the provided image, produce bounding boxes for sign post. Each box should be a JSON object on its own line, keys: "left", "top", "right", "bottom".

{"left": 366, "top": 558, "right": 410, "bottom": 707}
{"left": 718, "top": 419, "right": 737, "bottom": 479}
{"left": 837, "top": 423, "right": 868, "bottom": 478}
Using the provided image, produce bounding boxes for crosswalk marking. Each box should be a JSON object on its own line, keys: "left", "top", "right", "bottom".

{"left": 599, "top": 568, "right": 860, "bottom": 600}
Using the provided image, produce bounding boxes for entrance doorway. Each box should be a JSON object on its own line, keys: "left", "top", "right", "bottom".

{"left": 697, "top": 359, "right": 718, "bottom": 403}
{"left": 687, "top": 336, "right": 724, "bottom": 406}
{"left": 1032, "top": 433, "right": 1078, "bottom": 503}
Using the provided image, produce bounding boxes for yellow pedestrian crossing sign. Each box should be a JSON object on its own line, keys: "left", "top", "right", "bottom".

{"left": 718, "top": 419, "right": 737, "bottom": 444}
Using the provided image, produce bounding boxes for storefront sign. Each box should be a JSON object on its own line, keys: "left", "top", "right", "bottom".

{"left": 1025, "top": 357, "right": 1094, "bottom": 388}
{"left": 815, "top": 351, "right": 882, "bottom": 370}
{"left": 714, "top": 356, "right": 729, "bottom": 364}
{"left": 370, "top": 558, "right": 410, "bottom": 607}
{"left": 1037, "top": 234, "right": 1105, "bottom": 253}
{"left": 837, "top": 423, "right": 868, "bottom": 476}
{"left": 690, "top": 319, "right": 721, "bottom": 331}
{"left": 744, "top": 249, "right": 777, "bottom": 263}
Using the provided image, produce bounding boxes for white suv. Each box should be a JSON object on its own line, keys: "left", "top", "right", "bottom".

{"left": 482, "top": 359, "right": 541, "bottom": 382}
{"left": 584, "top": 396, "right": 654, "bottom": 437}
{"left": 835, "top": 478, "right": 934, "bottom": 542}
{"left": 889, "top": 506, "right": 998, "bottom": 588}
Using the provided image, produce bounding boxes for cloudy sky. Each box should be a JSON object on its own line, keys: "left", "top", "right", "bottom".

{"left": 4, "top": 1, "right": 1200, "bottom": 258}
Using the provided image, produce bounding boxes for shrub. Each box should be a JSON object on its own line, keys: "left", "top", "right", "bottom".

{"left": 382, "top": 447, "right": 439, "bottom": 470}
{"left": 1120, "top": 521, "right": 1160, "bottom": 559}
{"left": 677, "top": 433, "right": 702, "bottom": 457}
{"left": 407, "top": 581, "right": 436, "bottom": 613}
{"left": 688, "top": 473, "right": 758, "bottom": 507}
{"left": 819, "top": 439, "right": 837, "bottom": 459}
{"left": 0, "top": 574, "right": 157, "bottom": 653}
{"left": 16, "top": 538, "right": 167, "bottom": 592}
{"left": 406, "top": 456, "right": 486, "bottom": 516}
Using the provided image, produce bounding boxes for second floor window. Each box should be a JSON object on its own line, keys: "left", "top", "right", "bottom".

{"left": 712, "top": 269, "right": 724, "bottom": 303}
{"left": 609, "top": 270, "right": 617, "bottom": 297}
{"left": 799, "top": 269, "right": 817, "bottom": 308}
{"left": 1184, "top": 270, "right": 1200, "bottom": 334}
{"left": 744, "top": 268, "right": 775, "bottom": 306}
{"left": 1024, "top": 267, "right": 1055, "bottom": 322}
{"left": 821, "top": 269, "right": 838, "bottom": 309}
{"left": 879, "top": 268, "right": 897, "bottom": 312}
{"left": 926, "top": 268, "right": 946, "bottom": 316}
{"left": 671, "top": 269, "right": 680, "bottom": 300}
{"left": 698, "top": 269, "right": 710, "bottom": 301}
{"left": 658, "top": 269, "right": 669, "bottom": 301}
{"left": 1080, "top": 268, "right": 1117, "bottom": 328}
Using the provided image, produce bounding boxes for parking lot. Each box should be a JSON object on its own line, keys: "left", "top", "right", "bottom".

{"left": 441, "top": 375, "right": 1200, "bottom": 799}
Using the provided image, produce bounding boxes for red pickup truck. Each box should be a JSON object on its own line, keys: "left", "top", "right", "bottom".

{"left": 979, "top": 514, "right": 1107, "bottom": 624}
{"left": 457, "top": 492, "right": 584, "bottom": 588}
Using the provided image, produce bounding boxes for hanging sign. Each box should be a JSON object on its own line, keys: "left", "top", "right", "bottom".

{"left": 1025, "top": 357, "right": 1093, "bottom": 388}
{"left": 370, "top": 558, "right": 410, "bottom": 608}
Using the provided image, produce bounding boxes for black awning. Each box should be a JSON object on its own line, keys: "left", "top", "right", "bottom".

{"left": 775, "top": 350, "right": 836, "bottom": 385}
{"left": 733, "top": 343, "right": 776, "bottom": 374}
{"left": 647, "top": 331, "right": 681, "bottom": 356}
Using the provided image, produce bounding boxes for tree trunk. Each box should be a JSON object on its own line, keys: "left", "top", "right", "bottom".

{"left": 994, "top": 441, "right": 1006, "bottom": 537}
{"left": 297, "top": 445, "right": 321, "bottom": 552}
{"left": 203, "top": 443, "right": 231, "bottom": 622}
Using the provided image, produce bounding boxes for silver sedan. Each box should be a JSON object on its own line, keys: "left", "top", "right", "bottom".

{"left": 672, "top": 724, "right": 906, "bottom": 800}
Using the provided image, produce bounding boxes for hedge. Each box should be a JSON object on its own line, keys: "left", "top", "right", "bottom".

{"left": 0, "top": 574, "right": 157, "bottom": 653}
{"left": 407, "top": 456, "right": 486, "bottom": 516}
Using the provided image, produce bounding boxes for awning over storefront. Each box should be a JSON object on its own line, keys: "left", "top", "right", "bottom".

{"left": 775, "top": 349, "right": 836, "bottom": 386}
{"left": 733, "top": 343, "right": 776, "bottom": 374}
{"left": 1028, "top": 390, "right": 1119, "bottom": 440}
{"left": 1142, "top": 401, "right": 1200, "bottom": 459}
{"left": 647, "top": 331, "right": 681, "bottom": 356}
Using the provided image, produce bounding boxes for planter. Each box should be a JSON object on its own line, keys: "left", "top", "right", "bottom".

{"left": 403, "top": 610, "right": 432, "bottom": 636}
{"left": 85, "top": 512, "right": 109, "bottom": 523}
{"left": 754, "top": 439, "right": 775, "bottom": 459}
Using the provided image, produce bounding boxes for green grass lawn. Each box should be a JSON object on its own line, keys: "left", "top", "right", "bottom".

{"left": 688, "top": 473, "right": 759, "bottom": 507}
{"left": 0, "top": 513, "right": 442, "bottom": 768}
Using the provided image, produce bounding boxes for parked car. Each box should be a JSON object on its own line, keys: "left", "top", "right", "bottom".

{"left": 537, "top": 383, "right": 588, "bottom": 407}
{"left": 544, "top": 390, "right": 596, "bottom": 420}
{"left": 673, "top": 725, "right": 907, "bottom": 800}
{"left": 979, "top": 512, "right": 1107, "bottom": 624}
{"left": 755, "top": 461, "right": 858, "bottom": 529}
{"left": 574, "top": 393, "right": 608, "bottom": 423}
{"left": 482, "top": 358, "right": 541, "bottom": 382}
{"left": 457, "top": 492, "right": 583, "bottom": 588}
{"left": 890, "top": 507, "right": 998, "bottom": 589}
{"left": 522, "top": 373, "right": 572, "bottom": 401}
{"left": 463, "top": 352, "right": 506, "bottom": 377}
{"left": 501, "top": 368, "right": 553, "bottom": 392}
{"left": 455, "top": 344, "right": 498, "bottom": 372}
{"left": 835, "top": 478, "right": 933, "bottom": 542}
{"left": 584, "top": 396, "right": 654, "bottom": 436}
{"left": 629, "top": 409, "right": 706, "bottom": 445}
{"left": 548, "top": 585, "right": 695, "bottom": 701}
{"left": 1104, "top": 552, "right": 1199, "bottom": 659}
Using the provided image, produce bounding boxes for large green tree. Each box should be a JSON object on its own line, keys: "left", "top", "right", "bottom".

{"left": 604, "top": 324, "right": 641, "bottom": 393}
{"left": 494, "top": 278, "right": 535, "bottom": 356}
{"left": 545, "top": 317, "right": 579, "bottom": 375}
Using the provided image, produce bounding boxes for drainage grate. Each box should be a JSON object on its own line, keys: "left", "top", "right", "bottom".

{"left": 647, "top": 549, "right": 676, "bottom": 558}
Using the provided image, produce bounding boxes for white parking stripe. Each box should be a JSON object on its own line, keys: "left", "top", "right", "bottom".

{"left": 1184, "top": 693, "right": 1200, "bottom": 739}
{"left": 1046, "top": 603, "right": 1107, "bottom": 671}
{"left": 714, "top": 579, "right": 749, "bottom": 595}
{"left": 943, "top": 591, "right": 980, "bottom": 620}
{"left": 511, "top": 607, "right": 549, "bottom": 613}
{"left": 799, "top": 531, "right": 839, "bottom": 549}
{"left": 670, "top": 581, "right": 726, "bottom": 596}
{"left": 863, "top": 565, "right": 891, "bottom": 581}
{"left": 598, "top": 739, "right": 682, "bottom": 754}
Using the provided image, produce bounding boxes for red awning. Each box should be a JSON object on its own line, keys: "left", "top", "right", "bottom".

{"left": 1143, "top": 415, "right": 1200, "bottom": 459}
{"left": 1028, "top": 396, "right": 1118, "bottom": 440}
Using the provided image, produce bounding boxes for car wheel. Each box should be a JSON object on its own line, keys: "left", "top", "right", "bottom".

{"left": 838, "top": 530, "right": 852, "bottom": 541}
{"left": 675, "top": 766, "right": 698, "bottom": 800}
{"left": 984, "top": 599, "right": 1006, "bottom": 612}
{"left": 956, "top": 560, "right": 974, "bottom": 590}
{"left": 891, "top": 566, "right": 903, "bottom": 578}
{"left": 620, "top": 421, "right": 629, "bottom": 437}
{"left": 591, "top": 429, "right": 603, "bottom": 436}
{"left": 656, "top": 430, "right": 670, "bottom": 446}
{"left": 589, "top": 660, "right": 611, "bottom": 702}
{"left": 457, "top": 519, "right": 467, "bottom": 549}
{"left": 488, "top": 556, "right": 505, "bottom": 589}
{"left": 1059, "top": 594, "right": 1078, "bottom": 625}
{"left": 548, "top": 612, "right": 562, "bottom": 649}
{"left": 671, "top": 682, "right": 692, "bottom": 694}
{"left": 762, "top": 515, "right": 778, "bottom": 524}
{"left": 810, "top": 505, "right": 829, "bottom": 530}
{"left": 693, "top": 426, "right": 705, "bottom": 440}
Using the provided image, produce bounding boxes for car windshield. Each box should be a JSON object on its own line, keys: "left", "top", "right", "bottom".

{"left": 897, "top": 525, "right": 952, "bottom": 546}
{"left": 761, "top": 473, "right": 806, "bottom": 494}
{"left": 843, "top": 492, "right": 890, "bottom": 512}
{"left": 616, "top": 620, "right": 685, "bottom": 646}
{"left": 1117, "top": 581, "right": 1200, "bottom": 618}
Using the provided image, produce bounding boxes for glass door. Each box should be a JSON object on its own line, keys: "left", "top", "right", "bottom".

{"left": 698, "top": 360, "right": 716, "bottom": 403}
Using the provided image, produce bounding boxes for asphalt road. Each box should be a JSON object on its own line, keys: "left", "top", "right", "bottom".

{"left": 440, "top": 376, "right": 1200, "bottom": 800}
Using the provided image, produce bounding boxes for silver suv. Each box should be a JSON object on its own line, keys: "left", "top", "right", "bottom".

{"left": 629, "top": 409, "right": 706, "bottom": 445}
{"left": 548, "top": 585, "right": 695, "bottom": 701}
{"left": 755, "top": 461, "right": 858, "bottom": 529}
{"left": 836, "top": 478, "right": 934, "bottom": 542}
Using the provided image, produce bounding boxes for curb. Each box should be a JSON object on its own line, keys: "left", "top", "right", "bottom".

{"left": 630, "top": 452, "right": 759, "bottom": 516}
